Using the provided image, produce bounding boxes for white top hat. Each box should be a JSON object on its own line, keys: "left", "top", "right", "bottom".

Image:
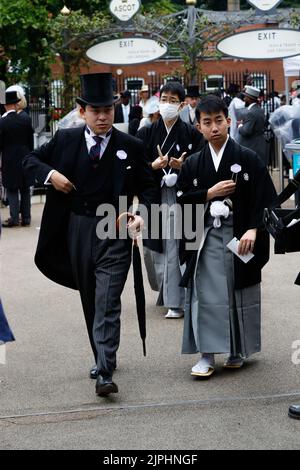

{"left": 6, "top": 84, "right": 25, "bottom": 96}
{"left": 244, "top": 85, "right": 260, "bottom": 99}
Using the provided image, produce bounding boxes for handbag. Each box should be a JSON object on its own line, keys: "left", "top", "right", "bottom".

{"left": 264, "top": 169, "right": 300, "bottom": 254}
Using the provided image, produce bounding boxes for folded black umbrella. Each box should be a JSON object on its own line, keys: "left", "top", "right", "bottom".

{"left": 117, "top": 213, "right": 146, "bottom": 356}
{"left": 132, "top": 239, "right": 146, "bottom": 356}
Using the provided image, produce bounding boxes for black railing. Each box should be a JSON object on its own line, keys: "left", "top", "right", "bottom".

{"left": 27, "top": 70, "right": 276, "bottom": 136}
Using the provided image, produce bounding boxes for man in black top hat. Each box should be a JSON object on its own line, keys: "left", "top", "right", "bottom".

{"left": 0, "top": 91, "right": 34, "bottom": 227}
{"left": 23, "top": 73, "right": 158, "bottom": 397}
{"left": 114, "top": 90, "right": 133, "bottom": 124}
{"left": 180, "top": 85, "right": 201, "bottom": 126}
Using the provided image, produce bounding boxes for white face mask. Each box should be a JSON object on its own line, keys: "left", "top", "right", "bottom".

{"left": 159, "top": 103, "right": 180, "bottom": 121}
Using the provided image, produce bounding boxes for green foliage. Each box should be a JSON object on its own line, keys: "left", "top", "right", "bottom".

{"left": 0, "top": 0, "right": 51, "bottom": 84}
{"left": 141, "top": 0, "right": 180, "bottom": 15}
{"left": 49, "top": 9, "right": 110, "bottom": 112}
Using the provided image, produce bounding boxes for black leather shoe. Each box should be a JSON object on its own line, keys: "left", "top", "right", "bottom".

{"left": 2, "top": 218, "right": 19, "bottom": 227}
{"left": 288, "top": 404, "right": 300, "bottom": 419}
{"left": 90, "top": 363, "right": 117, "bottom": 379}
{"left": 96, "top": 376, "right": 118, "bottom": 397}
{"left": 90, "top": 365, "right": 98, "bottom": 380}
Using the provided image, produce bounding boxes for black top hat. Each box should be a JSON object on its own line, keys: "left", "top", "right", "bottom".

{"left": 5, "top": 91, "right": 21, "bottom": 105}
{"left": 120, "top": 90, "right": 131, "bottom": 99}
{"left": 76, "top": 73, "right": 118, "bottom": 107}
{"left": 186, "top": 85, "right": 200, "bottom": 98}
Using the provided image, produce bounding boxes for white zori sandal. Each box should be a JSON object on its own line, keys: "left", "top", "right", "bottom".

{"left": 191, "top": 355, "right": 215, "bottom": 377}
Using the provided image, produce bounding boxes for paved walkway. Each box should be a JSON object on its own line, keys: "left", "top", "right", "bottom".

{"left": 0, "top": 202, "right": 299, "bottom": 450}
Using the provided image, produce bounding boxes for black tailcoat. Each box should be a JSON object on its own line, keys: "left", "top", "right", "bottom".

{"left": 0, "top": 111, "right": 34, "bottom": 189}
{"left": 177, "top": 138, "right": 278, "bottom": 289}
{"left": 23, "top": 126, "right": 158, "bottom": 289}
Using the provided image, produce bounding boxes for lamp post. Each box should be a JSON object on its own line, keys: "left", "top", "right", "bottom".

{"left": 60, "top": 5, "right": 73, "bottom": 114}
{"left": 185, "top": 0, "right": 198, "bottom": 85}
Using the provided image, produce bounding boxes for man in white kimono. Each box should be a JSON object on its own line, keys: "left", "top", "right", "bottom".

{"left": 177, "top": 95, "right": 277, "bottom": 377}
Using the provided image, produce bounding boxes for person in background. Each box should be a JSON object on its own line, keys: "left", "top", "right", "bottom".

{"left": 128, "top": 105, "right": 143, "bottom": 136}
{"left": 1, "top": 91, "right": 34, "bottom": 227}
{"left": 138, "top": 85, "right": 150, "bottom": 112}
{"left": 138, "top": 100, "right": 160, "bottom": 130}
{"left": 0, "top": 213, "right": 15, "bottom": 344}
{"left": 114, "top": 90, "right": 133, "bottom": 124}
{"left": 228, "top": 85, "right": 245, "bottom": 142}
{"left": 180, "top": 86, "right": 201, "bottom": 126}
{"left": 238, "top": 85, "right": 268, "bottom": 166}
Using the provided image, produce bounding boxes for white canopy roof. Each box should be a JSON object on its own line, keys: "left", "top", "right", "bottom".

{"left": 283, "top": 55, "right": 300, "bottom": 77}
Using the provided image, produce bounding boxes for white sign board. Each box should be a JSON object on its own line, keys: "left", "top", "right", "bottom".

{"left": 217, "top": 29, "right": 300, "bottom": 60}
{"left": 283, "top": 55, "right": 300, "bottom": 77}
{"left": 109, "top": 0, "right": 140, "bottom": 22}
{"left": 86, "top": 38, "right": 167, "bottom": 65}
{"left": 247, "top": 1, "right": 282, "bottom": 11}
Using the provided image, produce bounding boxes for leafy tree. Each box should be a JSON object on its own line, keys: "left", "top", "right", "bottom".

{"left": 49, "top": 8, "right": 110, "bottom": 112}
{"left": 0, "top": 0, "right": 51, "bottom": 84}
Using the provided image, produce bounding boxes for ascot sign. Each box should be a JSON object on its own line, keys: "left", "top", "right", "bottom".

{"left": 86, "top": 38, "right": 168, "bottom": 65}
{"left": 247, "top": 1, "right": 283, "bottom": 11}
{"left": 109, "top": 0, "right": 141, "bottom": 22}
{"left": 217, "top": 29, "right": 300, "bottom": 60}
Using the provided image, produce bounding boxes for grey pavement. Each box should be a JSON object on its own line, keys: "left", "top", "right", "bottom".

{"left": 0, "top": 201, "right": 300, "bottom": 450}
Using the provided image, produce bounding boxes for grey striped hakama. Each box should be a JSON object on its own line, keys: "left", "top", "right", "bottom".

{"left": 182, "top": 213, "right": 261, "bottom": 358}
{"left": 143, "top": 185, "right": 185, "bottom": 310}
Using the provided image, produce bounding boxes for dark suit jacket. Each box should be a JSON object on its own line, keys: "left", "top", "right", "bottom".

{"left": 23, "top": 126, "right": 158, "bottom": 289}
{"left": 238, "top": 104, "right": 268, "bottom": 165}
{"left": 0, "top": 111, "right": 34, "bottom": 189}
{"left": 114, "top": 103, "right": 133, "bottom": 123}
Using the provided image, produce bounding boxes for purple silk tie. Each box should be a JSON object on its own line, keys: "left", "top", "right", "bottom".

{"left": 89, "top": 135, "right": 103, "bottom": 164}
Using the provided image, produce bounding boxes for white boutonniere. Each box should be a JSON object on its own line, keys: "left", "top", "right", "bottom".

{"left": 116, "top": 150, "right": 127, "bottom": 160}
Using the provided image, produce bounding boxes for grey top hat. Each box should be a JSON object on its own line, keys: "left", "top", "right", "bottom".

{"left": 76, "top": 73, "right": 118, "bottom": 107}
{"left": 5, "top": 91, "right": 21, "bottom": 105}
{"left": 243, "top": 85, "right": 260, "bottom": 100}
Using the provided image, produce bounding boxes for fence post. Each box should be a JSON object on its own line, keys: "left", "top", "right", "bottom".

{"left": 274, "top": 136, "right": 284, "bottom": 193}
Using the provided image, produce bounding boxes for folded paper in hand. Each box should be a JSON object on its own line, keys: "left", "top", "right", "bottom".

{"left": 226, "top": 237, "right": 254, "bottom": 264}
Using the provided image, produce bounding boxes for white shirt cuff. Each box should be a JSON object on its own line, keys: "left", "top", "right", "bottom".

{"left": 44, "top": 169, "right": 56, "bottom": 185}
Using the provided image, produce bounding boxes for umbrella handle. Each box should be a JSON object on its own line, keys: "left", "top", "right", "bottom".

{"left": 116, "top": 212, "right": 138, "bottom": 246}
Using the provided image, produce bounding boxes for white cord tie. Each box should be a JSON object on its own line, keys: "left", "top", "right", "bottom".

{"left": 210, "top": 200, "right": 230, "bottom": 228}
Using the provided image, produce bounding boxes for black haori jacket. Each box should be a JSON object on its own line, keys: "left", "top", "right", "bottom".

{"left": 23, "top": 126, "right": 158, "bottom": 290}
{"left": 137, "top": 116, "right": 204, "bottom": 253}
{"left": 176, "top": 138, "right": 278, "bottom": 290}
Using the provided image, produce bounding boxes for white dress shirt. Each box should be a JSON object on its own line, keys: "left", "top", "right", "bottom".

{"left": 188, "top": 104, "right": 196, "bottom": 124}
{"left": 121, "top": 104, "right": 130, "bottom": 123}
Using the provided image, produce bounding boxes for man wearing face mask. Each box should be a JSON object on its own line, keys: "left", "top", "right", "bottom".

{"left": 137, "top": 81, "right": 204, "bottom": 318}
